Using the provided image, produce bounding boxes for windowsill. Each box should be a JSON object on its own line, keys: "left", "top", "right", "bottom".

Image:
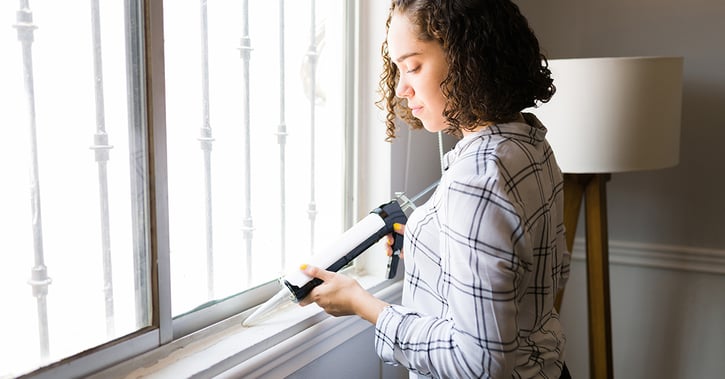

{"left": 89, "top": 275, "right": 403, "bottom": 379}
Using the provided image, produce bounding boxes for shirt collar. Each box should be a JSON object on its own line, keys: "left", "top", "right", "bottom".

{"left": 442, "top": 112, "right": 548, "bottom": 171}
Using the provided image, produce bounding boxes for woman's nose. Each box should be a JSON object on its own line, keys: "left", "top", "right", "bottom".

{"left": 395, "top": 77, "right": 412, "bottom": 98}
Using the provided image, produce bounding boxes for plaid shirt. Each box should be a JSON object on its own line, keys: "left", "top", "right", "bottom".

{"left": 375, "top": 114, "right": 570, "bottom": 379}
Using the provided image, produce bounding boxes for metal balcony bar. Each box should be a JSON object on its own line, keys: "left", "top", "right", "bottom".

{"left": 14, "top": 0, "right": 51, "bottom": 362}
{"left": 239, "top": 0, "right": 255, "bottom": 285}
{"left": 199, "top": 0, "right": 215, "bottom": 299}
{"left": 90, "top": 0, "right": 116, "bottom": 338}
{"left": 277, "top": 0, "right": 288, "bottom": 269}
{"left": 307, "top": 0, "right": 318, "bottom": 254}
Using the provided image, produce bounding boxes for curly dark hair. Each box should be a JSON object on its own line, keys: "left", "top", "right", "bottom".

{"left": 378, "top": 0, "right": 555, "bottom": 141}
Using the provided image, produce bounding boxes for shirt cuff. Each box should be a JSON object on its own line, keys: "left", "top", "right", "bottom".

{"left": 374, "top": 304, "right": 419, "bottom": 366}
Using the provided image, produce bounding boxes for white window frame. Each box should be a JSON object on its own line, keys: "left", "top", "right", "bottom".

{"left": 18, "top": 1, "right": 407, "bottom": 378}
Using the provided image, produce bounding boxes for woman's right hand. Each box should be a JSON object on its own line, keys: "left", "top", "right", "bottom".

{"left": 385, "top": 222, "right": 405, "bottom": 259}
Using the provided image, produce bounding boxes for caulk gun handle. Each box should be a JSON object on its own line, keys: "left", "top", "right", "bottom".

{"left": 386, "top": 232, "right": 404, "bottom": 279}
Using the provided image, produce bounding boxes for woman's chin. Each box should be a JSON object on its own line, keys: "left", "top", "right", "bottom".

{"left": 422, "top": 122, "right": 446, "bottom": 134}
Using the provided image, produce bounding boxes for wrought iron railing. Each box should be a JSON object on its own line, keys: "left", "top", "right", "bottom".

{"left": 14, "top": 0, "right": 51, "bottom": 362}
{"left": 90, "top": 0, "right": 116, "bottom": 338}
{"left": 199, "top": 0, "right": 216, "bottom": 298}
{"left": 239, "top": 0, "right": 255, "bottom": 286}
{"left": 276, "top": 0, "right": 289, "bottom": 268}
{"left": 306, "top": 0, "right": 319, "bottom": 255}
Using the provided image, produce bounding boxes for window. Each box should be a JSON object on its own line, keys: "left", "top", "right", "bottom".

{"left": 0, "top": 0, "right": 355, "bottom": 377}
{"left": 164, "top": 0, "right": 350, "bottom": 318}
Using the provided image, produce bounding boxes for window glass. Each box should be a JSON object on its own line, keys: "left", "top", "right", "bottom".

{"left": 0, "top": 0, "right": 353, "bottom": 377}
{"left": 162, "top": 1, "right": 349, "bottom": 316}
{"left": 0, "top": 1, "right": 150, "bottom": 377}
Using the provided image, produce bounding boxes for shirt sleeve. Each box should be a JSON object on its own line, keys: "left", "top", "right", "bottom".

{"left": 375, "top": 175, "right": 527, "bottom": 378}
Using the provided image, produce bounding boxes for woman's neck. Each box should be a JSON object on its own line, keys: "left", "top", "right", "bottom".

{"left": 460, "top": 113, "right": 524, "bottom": 136}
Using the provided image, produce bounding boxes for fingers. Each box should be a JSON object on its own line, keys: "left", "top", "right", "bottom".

{"left": 300, "top": 264, "right": 333, "bottom": 281}
{"left": 297, "top": 265, "right": 327, "bottom": 307}
{"left": 385, "top": 235, "right": 403, "bottom": 258}
{"left": 297, "top": 271, "right": 364, "bottom": 317}
{"left": 393, "top": 222, "right": 405, "bottom": 235}
{"left": 385, "top": 234, "right": 395, "bottom": 256}
{"left": 296, "top": 265, "right": 351, "bottom": 314}
{"left": 298, "top": 295, "right": 313, "bottom": 307}
{"left": 385, "top": 223, "right": 405, "bottom": 259}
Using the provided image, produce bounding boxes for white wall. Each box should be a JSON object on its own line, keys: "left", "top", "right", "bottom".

{"left": 515, "top": 0, "right": 725, "bottom": 377}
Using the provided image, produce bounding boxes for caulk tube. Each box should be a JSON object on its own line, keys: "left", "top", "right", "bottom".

{"left": 283, "top": 200, "right": 407, "bottom": 302}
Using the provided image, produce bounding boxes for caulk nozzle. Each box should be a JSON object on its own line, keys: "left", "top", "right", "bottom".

{"left": 242, "top": 288, "right": 294, "bottom": 327}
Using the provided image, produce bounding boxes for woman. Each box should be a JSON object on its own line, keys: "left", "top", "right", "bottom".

{"left": 299, "top": 1, "right": 570, "bottom": 377}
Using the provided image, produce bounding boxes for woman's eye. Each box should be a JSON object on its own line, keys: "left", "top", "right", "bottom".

{"left": 406, "top": 66, "right": 420, "bottom": 74}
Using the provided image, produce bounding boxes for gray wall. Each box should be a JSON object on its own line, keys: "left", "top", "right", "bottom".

{"left": 515, "top": 0, "right": 725, "bottom": 378}
{"left": 288, "top": 327, "right": 408, "bottom": 379}
{"left": 516, "top": 0, "right": 725, "bottom": 248}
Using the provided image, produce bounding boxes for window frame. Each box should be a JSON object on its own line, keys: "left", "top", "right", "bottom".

{"left": 144, "top": 0, "right": 367, "bottom": 349}
{"left": 163, "top": 0, "right": 360, "bottom": 339}
{"left": 17, "top": 0, "right": 378, "bottom": 378}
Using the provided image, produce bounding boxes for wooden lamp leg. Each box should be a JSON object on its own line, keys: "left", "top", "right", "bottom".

{"left": 584, "top": 174, "right": 613, "bottom": 379}
{"left": 555, "top": 174, "right": 584, "bottom": 311}
{"left": 559, "top": 173, "right": 614, "bottom": 379}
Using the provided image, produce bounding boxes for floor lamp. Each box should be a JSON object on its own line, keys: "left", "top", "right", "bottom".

{"left": 531, "top": 56, "right": 683, "bottom": 379}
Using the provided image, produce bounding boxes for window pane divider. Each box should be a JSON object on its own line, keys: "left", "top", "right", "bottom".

{"left": 125, "top": 0, "right": 153, "bottom": 330}
{"left": 143, "top": 0, "right": 172, "bottom": 345}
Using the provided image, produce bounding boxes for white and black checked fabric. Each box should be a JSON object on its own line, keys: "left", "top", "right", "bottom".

{"left": 375, "top": 113, "right": 570, "bottom": 379}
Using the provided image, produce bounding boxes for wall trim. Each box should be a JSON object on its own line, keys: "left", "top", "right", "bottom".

{"left": 571, "top": 239, "right": 725, "bottom": 275}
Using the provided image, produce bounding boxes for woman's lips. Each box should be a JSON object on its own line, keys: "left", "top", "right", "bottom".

{"left": 410, "top": 105, "right": 422, "bottom": 116}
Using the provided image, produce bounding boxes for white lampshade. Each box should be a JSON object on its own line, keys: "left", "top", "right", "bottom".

{"left": 530, "top": 56, "right": 683, "bottom": 173}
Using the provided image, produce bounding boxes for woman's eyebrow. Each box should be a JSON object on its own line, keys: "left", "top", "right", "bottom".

{"left": 395, "top": 51, "right": 422, "bottom": 63}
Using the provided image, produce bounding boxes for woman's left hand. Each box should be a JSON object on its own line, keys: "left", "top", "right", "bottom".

{"left": 298, "top": 264, "right": 389, "bottom": 323}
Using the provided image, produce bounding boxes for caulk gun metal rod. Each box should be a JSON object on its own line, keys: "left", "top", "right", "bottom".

{"left": 408, "top": 180, "right": 440, "bottom": 204}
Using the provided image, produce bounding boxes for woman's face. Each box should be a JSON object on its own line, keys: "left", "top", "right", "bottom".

{"left": 387, "top": 11, "right": 449, "bottom": 133}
